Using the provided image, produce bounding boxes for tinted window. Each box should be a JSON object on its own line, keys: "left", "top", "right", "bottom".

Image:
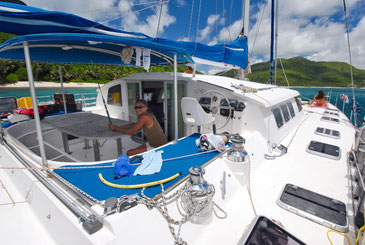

{"left": 280, "top": 104, "right": 290, "bottom": 122}
{"left": 295, "top": 97, "right": 302, "bottom": 112}
{"left": 108, "top": 84, "right": 122, "bottom": 106}
{"left": 287, "top": 102, "right": 295, "bottom": 117}
{"left": 273, "top": 108, "right": 284, "bottom": 128}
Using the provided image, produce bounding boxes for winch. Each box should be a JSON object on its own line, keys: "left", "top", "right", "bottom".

{"left": 181, "top": 166, "right": 215, "bottom": 224}
{"left": 227, "top": 135, "right": 248, "bottom": 162}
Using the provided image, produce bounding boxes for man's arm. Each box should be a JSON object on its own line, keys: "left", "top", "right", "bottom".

{"left": 109, "top": 116, "right": 150, "bottom": 135}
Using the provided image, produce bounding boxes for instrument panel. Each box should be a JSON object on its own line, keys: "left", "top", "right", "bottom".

{"left": 198, "top": 96, "right": 246, "bottom": 117}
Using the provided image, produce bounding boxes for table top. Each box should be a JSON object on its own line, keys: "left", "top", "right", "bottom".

{"left": 42, "top": 112, "right": 130, "bottom": 140}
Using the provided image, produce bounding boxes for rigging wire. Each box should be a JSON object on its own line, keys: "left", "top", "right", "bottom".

{"left": 342, "top": 0, "right": 357, "bottom": 126}
{"left": 193, "top": 0, "right": 203, "bottom": 55}
{"left": 155, "top": 0, "right": 164, "bottom": 38}
{"left": 73, "top": 1, "right": 164, "bottom": 14}
{"left": 96, "top": 2, "right": 165, "bottom": 27}
{"left": 228, "top": 0, "right": 234, "bottom": 42}
{"left": 249, "top": 1, "right": 267, "bottom": 57}
{"left": 188, "top": 0, "right": 195, "bottom": 40}
{"left": 215, "top": 0, "right": 218, "bottom": 37}
{"left": 279, "top": 58, "right": 290, "bottom": 87}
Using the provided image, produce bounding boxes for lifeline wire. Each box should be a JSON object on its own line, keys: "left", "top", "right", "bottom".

{"left": 0, "top": 149, "right": 221, "bottom": 171}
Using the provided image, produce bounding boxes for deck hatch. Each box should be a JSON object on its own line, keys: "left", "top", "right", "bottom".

{"left": 324, "top": 111, "right": 339, "bottom": 117}
{"left": 321, "top": 116, "right": 340, "bottom": 123}
{"left": 306, "top": 141, "right": 341, "bottom": 160}
{"left": 277, "top": 184, "right": 348, "bottom": 232}
{"left": 325, "top": 108, "right": 339, "bottom": 112}
{"left": 315, "top": 127, "right": 340, "bottom": 139}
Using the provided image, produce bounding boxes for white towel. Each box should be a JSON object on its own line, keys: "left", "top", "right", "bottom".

{"left": 143, "top": 48, "right": 151, "bottom": 71}
{"left": 133, "top": 150, "right": 164, "bottom": 176}
{"left": 195, "top": 133, "right": 226, "bottom": 152}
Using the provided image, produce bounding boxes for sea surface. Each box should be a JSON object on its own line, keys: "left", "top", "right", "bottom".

{"left": 292, "top": 87, "right": 365, "bottom": 126}
{"left": 0, "top": 87, "right": 98, "bottom": 104}
{"left": 1, "top": 86, "right": 365, "bottom": 126}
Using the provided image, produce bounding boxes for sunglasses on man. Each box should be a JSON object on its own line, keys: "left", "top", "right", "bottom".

{"left": 134, "top": 105, "right": 145, "bottom": 109}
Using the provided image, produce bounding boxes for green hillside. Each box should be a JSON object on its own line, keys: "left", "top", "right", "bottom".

{"left": 218, "top": 56, "right": 365, "bottom": 87}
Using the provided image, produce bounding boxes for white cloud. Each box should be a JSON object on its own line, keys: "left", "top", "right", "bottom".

{"left": 23, "top": 0, "right": 176, "bottom": 37}
{"left": 238, "top": 0, "right": 365, "bottom": 69}
{"left": 176, "top": 0, "right": 187, "bottom": 7}
{"left": 24, "top": 0, "right": 115, "bottom": 21}
{"left": 197, "top": 14, "right": 219, "bottom": 41}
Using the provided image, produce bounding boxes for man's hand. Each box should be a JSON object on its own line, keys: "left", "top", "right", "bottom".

{"left": 109, "top": 124, "right": 118, "bottom": 131}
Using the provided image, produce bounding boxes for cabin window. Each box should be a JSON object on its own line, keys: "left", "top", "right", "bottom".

{"left": 280, "top": 104, "right": 291, "bottom": 122}
{"left": 295, "top": 97, "right": 302, "bottom": 112}
{"left": 107, "top": 84, "right": 122, "bottom": 106}
{"left": 287, "top": 102, "right": 295, "bottom": 118}
{"left": 273, "top": 108, "right": 284, "bottom": 128}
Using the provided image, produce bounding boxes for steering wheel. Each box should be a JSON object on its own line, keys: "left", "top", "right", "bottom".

{"left": 198, "top": 90, "right": 232, "bottom": 130}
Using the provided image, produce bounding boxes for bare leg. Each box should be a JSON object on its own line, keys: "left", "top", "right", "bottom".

{"left": 127, "top": 144, "right": 147, "bottom": 156}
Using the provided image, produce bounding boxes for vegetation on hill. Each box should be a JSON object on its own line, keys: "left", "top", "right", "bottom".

{"left": 218, "top": 56, "right": 365, "bottom": 87}
{"left": 0, "top": 32, "right": 192, "bottom": 85}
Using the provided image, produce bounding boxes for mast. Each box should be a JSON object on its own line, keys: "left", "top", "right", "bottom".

{"left": 240, "top": 0, "right": 250, "bottom": 79}
{"left": 274, "top": 0, "right": 279, "bottom": 85}
{"left": 269, "top": 0, "right": 275, "bottom": 84}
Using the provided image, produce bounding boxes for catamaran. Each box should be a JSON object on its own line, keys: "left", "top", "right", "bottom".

{"left": 0, "top": 1, "right": 364, "bottom": 244}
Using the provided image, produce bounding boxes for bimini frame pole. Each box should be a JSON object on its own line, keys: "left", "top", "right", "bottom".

{"left": 23, "top": 41, "right": 48, "bottom": 167}
{"left": 173, "top": 53, "right": 178, "bottom": 143}
{"left": 269, "top": 0, "right": 275, "bottom": 84}
{"left": 58, "top": 65, "right": 68, "bottom": 114}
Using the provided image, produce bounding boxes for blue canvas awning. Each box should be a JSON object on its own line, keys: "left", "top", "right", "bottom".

{"left": 0, "top": 2, "right": 248, "bottom": 69}
{"left": 0, "top": 33, "right": 193, "bottom": 65}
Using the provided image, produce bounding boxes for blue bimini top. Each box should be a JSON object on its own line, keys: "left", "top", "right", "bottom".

{"left": 54, "top": 133, "right": 222, "bottom": 201}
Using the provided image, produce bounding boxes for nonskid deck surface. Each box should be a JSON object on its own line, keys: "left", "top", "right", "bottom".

{"left": 54, "top": 133, "right": 221, "bottom": 200}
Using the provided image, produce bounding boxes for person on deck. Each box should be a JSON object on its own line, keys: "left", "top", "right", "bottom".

{"left": 185, "top": 66, "right": 193, "bottom": 74}
{"left": 310, "top": 90, "right": 328, "bottom": 108}
{"left": 109, "top": 100, "right": 167, "bottom": 156}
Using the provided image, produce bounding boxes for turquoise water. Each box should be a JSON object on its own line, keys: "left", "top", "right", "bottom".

{"left": 0, "top": 87, "right": 98, "bottom": 103}
{"left": 1, "top": 86, "right": 364, "bottom": 125}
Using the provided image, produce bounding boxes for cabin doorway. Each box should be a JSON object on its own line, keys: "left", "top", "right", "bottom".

{"left": 141, "top": 81, "right": 185, "bottom": 142}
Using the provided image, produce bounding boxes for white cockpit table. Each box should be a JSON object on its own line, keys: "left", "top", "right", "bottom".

{"left": 42, "top": 112, "right": 130, "bottom": 161}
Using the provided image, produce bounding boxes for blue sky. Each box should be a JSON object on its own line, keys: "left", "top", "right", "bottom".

{"left": 24, "top": 0, "right": 365, "bottom": 74}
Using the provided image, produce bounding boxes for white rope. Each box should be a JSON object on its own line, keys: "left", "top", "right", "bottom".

{"left": 246, "top": 155, "right": 257, "bottom": 216}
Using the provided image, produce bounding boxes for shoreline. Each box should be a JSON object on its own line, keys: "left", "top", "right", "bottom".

{"left": 0, "top": 81, "right": 99, "bottom": 88}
